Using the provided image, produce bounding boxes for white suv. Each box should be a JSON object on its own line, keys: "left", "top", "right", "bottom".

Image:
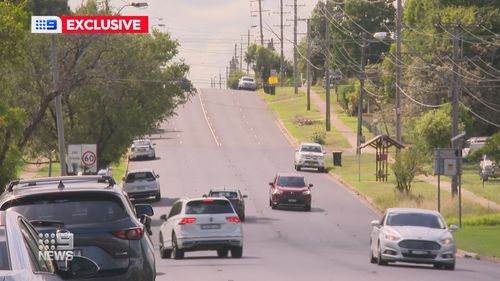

{"left": 159, "top": 197, "right": 243, "bottom": 259}
{"left": 122, "top": 169, "right": 161, "bottom": 201}
{"left": 294, "top": 142, "right": 326, "bottom": 172}
{"left": 129, "top": 139, "right": 156, "bottom": 160}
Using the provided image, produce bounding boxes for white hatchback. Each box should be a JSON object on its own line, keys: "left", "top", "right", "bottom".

{"left": 159, "top": 197, "right": 243, "bottom": 259}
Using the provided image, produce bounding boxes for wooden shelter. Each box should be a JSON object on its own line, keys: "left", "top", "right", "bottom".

{"left": 360, "top": 135, "right": 404, "bottom": 182}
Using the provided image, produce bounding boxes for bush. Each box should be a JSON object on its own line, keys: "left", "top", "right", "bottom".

{"left": 228, "top": 70, "right": 246, "bottom": 89}
{"left": 310, "top": 127, "right": 326, "bottom": 145}
{"left": 391, "top": 148, "right": 423, "bottom": 195}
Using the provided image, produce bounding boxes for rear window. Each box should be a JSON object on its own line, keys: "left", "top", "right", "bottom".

{"left": 0, "top": 227, "right": 10, "bottom": 270}
{"left": 278, "top": 176, "right": 306, "bottom": 187}
{"left": 185, "top": 200, "right": 234, "bottom": 215}
{"left": 126, "top": 172, "right": 155, "bottom": 182}
{"left": 243, "top": 78, "right": 254, "bottom": 82}
{"left": 5, "top": 193, "right": 129, "bottom": 225}
{"left": 210, "top": 191, "right": 238, "bottom": 199}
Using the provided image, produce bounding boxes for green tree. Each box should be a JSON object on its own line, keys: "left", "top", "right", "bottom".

{"left": 477, "top": 132, "right": 500, "bottom": 163}
{"left": 228, "top": 70, "right": 246, "bottom": 90}
{"left": 391, "top": 147, "right": 423, "bottom": 195}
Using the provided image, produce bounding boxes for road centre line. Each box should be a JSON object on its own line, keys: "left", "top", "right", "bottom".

{"left": 197, "top": 90, "right": 221, "bottom": 147}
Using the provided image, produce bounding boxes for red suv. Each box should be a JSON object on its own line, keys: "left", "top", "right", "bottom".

{"left": 269, "top": 173, "right": 312, "bottom": 211}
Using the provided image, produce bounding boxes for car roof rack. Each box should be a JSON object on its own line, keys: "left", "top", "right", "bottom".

{"left": 6, "top": 175, "right": 116, "bottom": 192}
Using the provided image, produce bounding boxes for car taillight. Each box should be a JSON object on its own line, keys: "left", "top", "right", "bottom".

{"left": 179, "top": 218, "right": 197, "bottom": 225}
{"left": 112, "top": 227, "right": 144, "bottom": 240}
{"left": 226, "top": 216, "right": 241, "bottom": 223}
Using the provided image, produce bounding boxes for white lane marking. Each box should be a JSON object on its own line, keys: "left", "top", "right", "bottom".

{"left": 198, "top": 91, "right": 221, "bottom": 147}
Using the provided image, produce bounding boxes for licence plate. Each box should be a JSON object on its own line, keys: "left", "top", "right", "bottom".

{"left": 411, "top": 250, "right": 428, "bottom": 255}
{"left": 201, "top": 224, "right": 221, "bottom": 230}
{"left": 136, "top": 186, "right": 145, "bottom": 190}
{"left": 288, "top": 199, "right": 297, "bottom": 203}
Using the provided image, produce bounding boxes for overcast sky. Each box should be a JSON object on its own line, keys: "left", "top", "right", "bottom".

{"left": 68, "top": 0, "right": 318, "bottom": 88}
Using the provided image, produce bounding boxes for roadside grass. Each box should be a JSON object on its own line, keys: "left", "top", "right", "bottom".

{"left": 452, "top": 226, "right": 500, "bottom": 258}
{"left": 259, "top": 87, "right": 351, "bottom": 151}
{"left": 35, "top": 156, "right": 128, "bottom": 184}
{"left": 312, "top": 86, "right": 374, "bottom": 141}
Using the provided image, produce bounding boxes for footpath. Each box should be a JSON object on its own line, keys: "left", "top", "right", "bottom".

{"left": 306, "top": 87, "right": 500, "bottom": 212}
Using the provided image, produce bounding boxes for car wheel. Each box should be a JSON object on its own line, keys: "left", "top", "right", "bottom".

{"left": 444, "top": 262, "right": 455, "bottom": 270}
{"left": 155, "top": 191, "right": 161, "bottom": 201}
{"left": 240, "top": 212, "right": 245, "bottom": 222}
{"left": 294, "top": 165, "right": 298, "bottom": 171}
{"left": 217, "top": 249, "right": 229, "bottom": 258}
{"left": 377, "top": 243, "right": 388, "bottom": 266}
{"left": 151, "top": 154, "right": 156, "bottom": 160}
{"left": 172, "top": 233, "right": 184, "bottom": 259}
{"left": 433, "top": 263, "right": 442, "bottom": 269}
{"left": 296, "top": 165, "right": 301, "bottom": 171}
{"left": 370, "top": 240, "right": 377, "bottom": 264}
{"left": 159, "top": 233, "right": 171, "bottom": 259}
{"left": 304, "top": 205, "right": 311, "bottom": 211}
{"left": 271, "top": 202, "right": 277, "bottom": 209}
{"left": 231, "top": 246, "right": 243, "bottom": 258}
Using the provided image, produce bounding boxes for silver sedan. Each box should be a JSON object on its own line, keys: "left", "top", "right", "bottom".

{"left": 369, "top": 208, "right": 458, "bottom": 270}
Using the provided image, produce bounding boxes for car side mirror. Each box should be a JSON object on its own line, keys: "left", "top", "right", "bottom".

{"left": 65, "top": 256, "right": 99, "bottom": 279}
{"left": 242, "top": 195, "right": 248, "bottom": 198}
{"left": 202, "top": 194, "right": 208, "bottom": 198}
{"left": 156, "top": 174, "right": 160, "bottom": 178}
{"left": 308, "top": 184, "right": 313, "bottom": 188}
{"left": 269, "top": 182, "right": 273, "bottom": 186}
{"left": 371, "top": 220, "right": 381, "bottom": 227}
{"left": 449, "top": 224, "right": 459, "bottom": 232}
{"left": 160, "top": 214, "right": 167, "bottom": 221}
{"left": 135, "top": 204, "right": 154, "bottom": 217}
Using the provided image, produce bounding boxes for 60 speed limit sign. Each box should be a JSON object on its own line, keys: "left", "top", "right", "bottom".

{"left": 81, "top": 151, "right": 97, "bottom": 167}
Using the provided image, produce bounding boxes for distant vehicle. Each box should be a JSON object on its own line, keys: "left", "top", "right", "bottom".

{"left": 97, "top": 167, "right": 112, "bottom": 177}
{"left": 159, "top": 197, "right": 243, "bottom": 259}
{"left": 122, "top": 169, "right": 161, "bottom": 201}
{"left": 269, "top": 172, "right": 312, "bottom": 211}
{"left": 205, "top": 189, "right": 248, "bottom": 221}
{"left": 129, "top": 139, "right": 156, "bottom": 160}
{"left": 0, "top": 209, "right": 99, "bottom": 280}
{"left": 294, "top": 142, "right": 326, "bottom": 172}
{"left": 0, "top": 176, "right": 157, "bottom": 281}
{"left": 462, "top": 137, "right": 488, "bottom": 158}
{"left": 479, "top": 155, "right": 500, "bottom": 181}
{"left": 237, "top": 76, "right": 257, "bottom": 91}
{"left": 369, "top": 208, "right": 457, "bottom": 270}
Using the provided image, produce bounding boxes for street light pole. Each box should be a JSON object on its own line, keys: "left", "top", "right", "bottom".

{"left": 51, "top": 35, "right": 67, "bottom": 176}
{"left": 395, "top": 0, "right": 402, "bottom": 144}
{"left": 357, "top": 34, "right": 367, "bottom": 155}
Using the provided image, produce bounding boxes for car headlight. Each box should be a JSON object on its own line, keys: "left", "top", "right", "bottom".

{"left": 385, "top": 234, "right": 400, "bottom": 241}
{"left": 273, "top": 189, "right": 283, "bottom": 195}
{"left": 441, "top": 238, "right": 453, "bottom": 245}
{"left": 303, "top": 190, "right": 311, "bottom": 195}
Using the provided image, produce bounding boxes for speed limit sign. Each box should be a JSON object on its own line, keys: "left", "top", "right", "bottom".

{"left": 81, "top": 151, "right": 97, "bottom": 167}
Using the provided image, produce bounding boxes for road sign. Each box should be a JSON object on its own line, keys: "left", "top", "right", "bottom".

{"left": 68, "top": 144, "right": 97, "bottom": 174}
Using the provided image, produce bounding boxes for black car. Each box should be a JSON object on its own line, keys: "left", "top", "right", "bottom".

{"left": 0, "top": 209, "right": 99, "bottom": 280}
{"left": 205, "top": 189, "right": 247, "bottom": 221}
{"left": 0, "top": 176, "right": 156, "bottom": 281}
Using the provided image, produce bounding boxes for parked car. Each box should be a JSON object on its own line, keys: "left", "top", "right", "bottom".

{"left": 369, "top": 208, "right": 457, "bottom": 270}
{"left": 269, "top": 172, "right": 312, "bottom": 211}
{"left": 159, "top": 197, "right": 243, "bottom": 259}
{"left": 462, "top": 136, "right": 489, "bottom": 159}
{"left": 237, "top": 76, "right": 257, "bottom": 91}
{"left": 0, "top": 209, "right": 99, "bottom": 280}
{"left": 205, "top": 189, "right": 247, "bottom": 221}
{"left": 129, "top": 139, "right": 156, "bottom": 160}
{"left": 0, "top": 176, "right": 156, "bottom": 281}
{"left": 294, "top": 142, "right": 326, "bottom": 172}
{"left": 122, "top": 169, "right": 161, "bottom": 201}
{"left": 479, "top": 155, "right": 500, "bottom": 181}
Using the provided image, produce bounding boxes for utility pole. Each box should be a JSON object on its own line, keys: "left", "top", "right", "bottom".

{"left": 51, "top": 35, "right": 67, "bottom": 176}
{"left": 280, "top": 0, "right": 285, "bottom": 87}
{"left": 247, "top": 29, "right": 250, "bottom": 73}
{"left": 258, "top": 0, "right": 264, "bottom": 46}
{"left": 325, "top": 12, "right": 331, "bottom": 131}
{"left": 219, "top": 71, "right": 222, "bottom": 89}
{"left": 226, "top": 66, "right": 229, "bottom": 89}
{"left": 395, "top": 0, "right": 402, "bottom": 144}
{"left": 306, "top": 18, "right": 311, "bottom": 111}
{"left": 450, "top": 25, "right": 462, "bottom": 197}
{"left": 240, "top": 36, "right": 243, "bottom": 71}
{"left": 293, "top": 0, "right": 298, "bottom": 95}
{"left": 357, "top": 34, "right": 367, "bottom": 155}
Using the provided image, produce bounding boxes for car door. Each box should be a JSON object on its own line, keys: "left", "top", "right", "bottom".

{"left": 162, "top": 202, "right": 182, "bottom": 247}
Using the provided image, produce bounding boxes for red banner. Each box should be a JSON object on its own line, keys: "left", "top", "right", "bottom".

{"left": 60, "top": 16, "right": 149, "bottom": 33}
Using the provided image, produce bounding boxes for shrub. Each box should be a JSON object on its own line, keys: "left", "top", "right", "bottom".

{"left": 391, "top": 147, "right": 423, "bottom": 195}
{"left": 310, "top": 127, "right": 326, "bottom": 145}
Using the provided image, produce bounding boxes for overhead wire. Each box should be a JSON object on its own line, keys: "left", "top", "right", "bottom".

{"left": 460, "top": 102, "right": 500, "bottom": 128}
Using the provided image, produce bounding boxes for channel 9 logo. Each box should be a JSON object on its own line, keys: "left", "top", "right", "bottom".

{"left": 38, "top": 229, "right": 74, "bottom": 261}
{"left": 31, "top": 16, "right": 62, "bottom": 33}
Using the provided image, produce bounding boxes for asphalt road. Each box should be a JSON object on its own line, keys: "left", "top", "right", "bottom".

{"left": 130, "top": 88, "right": 500, "bottom": 281}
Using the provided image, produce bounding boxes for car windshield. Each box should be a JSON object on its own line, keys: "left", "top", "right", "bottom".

{"left": 386, "top": 213, "right": 445, "bottom": 229}
{"left": 301, "top": 145, "right": 322, "bottom": 153}
{"left": 126, "top": 172, "right": 155, "bottom": 182}
{"left": 185, "top": 200, "right": 234, "bottom": 214}
{"left": 210, "top": 191, "right": 238, "bottom": 199}
{"left": 0, "top": 227, "right": 10, "bottom": 270}
{"left": 6, "top": 193, "right": 128, "bottom": 225}
{"left": 133, "top": 140, "right": 151, "bottom": 146}
{"left": 278, "top": 176, "right": 306, "bottom": 187}
{"left": 242, "top": 78, "right": 254, "bottom": 82}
